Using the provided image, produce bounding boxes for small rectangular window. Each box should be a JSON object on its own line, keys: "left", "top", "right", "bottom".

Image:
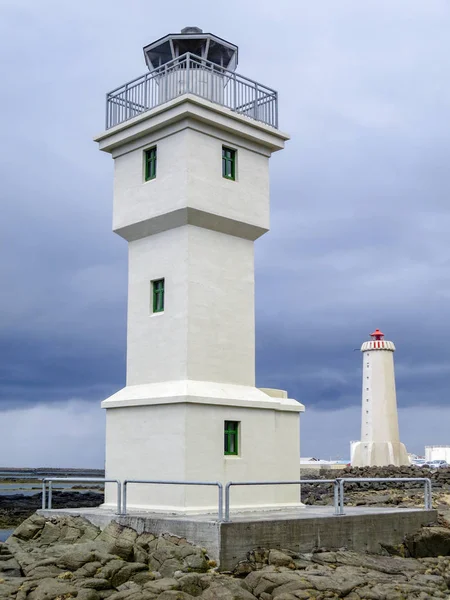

{"left": 224, "top": 421, "right": 239, "bottom": 455}
{"left": 152, "top": 278, "right": 165, "bottom": 313}
{"left": 222, "top": 147, "right": 236, "bottom": 180}
{"left": 144, "top": 147, "right": 157, "bottom": 181}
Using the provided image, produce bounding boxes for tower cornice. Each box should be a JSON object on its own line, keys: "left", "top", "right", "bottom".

{"left": 94, "top": 94, "right": 289, "bottom": 154}
{"left": 361, "top": 340, "right": 396, "bottom": 352}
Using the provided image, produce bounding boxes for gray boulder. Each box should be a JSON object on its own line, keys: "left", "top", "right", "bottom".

{"left": 405, "top": 526, "right": 450, "bottom": 558}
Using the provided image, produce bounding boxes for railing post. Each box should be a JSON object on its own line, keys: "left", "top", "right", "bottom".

{"left": 122, "top": 481, "right": 128, "bottom": 516}
{"left": 233, "top": 73, "right": 237, "bottom": 111}
{"left": 333, "top": 479, "right": 340, "bottom": 515}
{"left": 125, "top": 84, "right": 129, "bottom": 121}
{"left": 116, "top": 481, "right": 122, "bottom": 515}
{"left": 217, "top": 483, "right": 223, "bottom": 522}
{"left": 48, "top": 481, "right": 53, "bottom": 510}
{"left": 186, "top": 53, "right": 190, "bottom": 94}
{"left": 254, "top": 83, "right": 259, "bottom": 121}
{"left": 339, "top": 479, "right": 345, "bottom": 515}
{"left": 143, "top": 74, "right": 148, "bottom": 111}
{"left": 275, "top": 92, "right": 279, "bottom": 128}
{"left": 425, "top": 479, "right": 432, "bottom": 510}
{"left": 41, "top": 480, "right": 46, "bottom": 510}
{"left": 105, "top": 94, "right": 109, "bottom": 130}
{"left": 224, "top": 482, "right": 232, "bottom": 522}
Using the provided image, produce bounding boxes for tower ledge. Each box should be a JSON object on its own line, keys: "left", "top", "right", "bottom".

{"left": 94, "top": 93, "right": 289, "bottom": 155}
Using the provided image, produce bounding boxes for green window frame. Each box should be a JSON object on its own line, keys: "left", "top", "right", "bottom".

{"left": 222, "top": 147, "right": 236, "bottom": 180}
{"left": 152, "top": 278, "right": 165, "bottom": 313}
{"left": 224, "top": 421, "right": 239, "bottom": 455}
{"left": 144, "top": 147, "right": 157, "bottom": 181}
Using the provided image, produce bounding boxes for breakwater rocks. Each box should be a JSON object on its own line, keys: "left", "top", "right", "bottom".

{"left": 2, "top": 515, "right": 450, "bottom": 599}
{"left": 0, "top": 492, "right": 103, "bottom": 528}
{"left": 300, "top": 466, "right": 450, "bottom": 509}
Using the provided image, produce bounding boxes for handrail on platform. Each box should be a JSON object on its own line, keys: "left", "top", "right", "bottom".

{"left": 224, "top": 479, "right": 338, "bottom": 522}
{"left": 122, "top": 479, "right": 223, "bottom": 521}
{"left": 334, "top": 477, "right": 432, "bottom": 516}
{"left": 42, "top": 478, "right": 121, "bottom": 515}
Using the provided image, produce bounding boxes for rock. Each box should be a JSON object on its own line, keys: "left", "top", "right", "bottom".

{"left": 244, "top": 570, "right": 306, "bottom": 597}
{"left": 10, "top": 514, "right": 46, "bottom": 541}
{"left": 98, "top": 522, "right": 138, "bottom": 560}
{"left": 268, "top": 549, "right": 295, "bottom": 568}
{"left": 26, "top": 576, "right": 77, "bottom": 600}
{"left": 77, "top": 590, "right": 102, "bottom": 600}
{"left": 110, "top": 563, "right": 147, "bottom": 588}
{"left": 143, "top": 577, "right": 180, "bottom": 593}
{"left": 77, "top": 577, "right": 112, "bottom": 590}
{"left": 405, "top": 526, "right": 450, "bottom": 557}
{"left": 158, "top": 593, "right": 196, "bottom": 599}
{"left": 0, "top": 557, "right": 21, "bottom": 577}
{"left": 201, "top": 580, "right": 257, "bottom": 599}
{"left": 176, "top": 572, "right": 209, "bottom": 596}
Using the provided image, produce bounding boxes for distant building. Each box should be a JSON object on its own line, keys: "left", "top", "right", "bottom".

{"left": 425, "top": 446, "right": 450, "bottom": 462}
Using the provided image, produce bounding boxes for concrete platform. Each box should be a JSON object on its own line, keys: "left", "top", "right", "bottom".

{"left": 38, "top": 506, "right": 438, "bottom": 571}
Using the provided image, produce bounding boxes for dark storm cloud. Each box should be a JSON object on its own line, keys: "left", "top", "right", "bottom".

{"left": 1, "top": 0, "right": 450, "bottom": 462}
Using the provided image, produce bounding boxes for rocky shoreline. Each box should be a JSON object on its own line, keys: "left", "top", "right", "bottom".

{"left": 0, "top": 492, "right": 103, "bottom": 529}
{"left": 2, "top": 513, "right": 450, "bottom": 599}
{"left": 2, "top": 467, "right": 450, "bottom": 598}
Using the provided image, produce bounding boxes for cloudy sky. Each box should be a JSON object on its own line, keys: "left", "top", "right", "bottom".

{"left": 1, "top": 0, "right": 449, "bottom": 467}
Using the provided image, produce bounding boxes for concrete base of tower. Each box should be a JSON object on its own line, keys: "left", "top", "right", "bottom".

{"left": 101, "top": 380, "right": 305, "bottom": 512}
{"left": 351, "top": 441, "right": 410, "bottom": 467}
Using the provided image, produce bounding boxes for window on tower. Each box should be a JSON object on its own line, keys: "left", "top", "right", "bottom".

{"left": 222, "top": 147, "right": 236, "bottom": 180}
{"left": 224, "top": 421, "right": 239, "bottom": 455}
{"left": 152, "top": 278, "right": 165, "bottom": 313}
{"left": 144, "top": 147, "right": 157, "bottom": 181}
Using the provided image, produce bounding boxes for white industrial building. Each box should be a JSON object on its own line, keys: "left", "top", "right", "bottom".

{"left": 95, "top": 27, "right": 304, "bottom": 513}
{"left": 425, "top": 446, "right": 450, "bottom": 463}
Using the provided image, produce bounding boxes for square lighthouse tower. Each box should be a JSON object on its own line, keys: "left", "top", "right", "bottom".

{"left": 95, "top": 27, "right": 305, "bottom": 512}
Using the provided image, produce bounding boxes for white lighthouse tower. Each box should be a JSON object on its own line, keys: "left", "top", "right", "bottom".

{"left": 94, "top": 28, "right": 304, "bottom": 512}
{"left": 352, "top": 329, "right": 409, "bottom": 467}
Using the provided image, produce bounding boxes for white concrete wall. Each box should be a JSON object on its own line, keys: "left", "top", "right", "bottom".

{"left": 127, "top": 228, "right": 189, "bottom": 386}
{"left": 185, "top": 127, "right": 270, "bottom": 230}
{"left": 112, "top": 122, "right": 270, "bottom": 236}
{"left": 126, "top": 225, "right": 255, "bottom": 387}
{"left": 104, "top": 401, "right": 301, "bottom": 511}
{"left": 112, "top": 125, "right": 189, "bottom": 232}
{"left": 104, "top": 404, "right": 188, "bottom": 509}
{"left": 187, "top": 226, "right": 255, "bottom": 386}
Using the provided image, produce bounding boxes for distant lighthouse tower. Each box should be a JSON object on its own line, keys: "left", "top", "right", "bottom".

{"left": 351, "top": 329, "right": 409, "bottom": 467}
{"left": 94, "top": 28, "right": 304, "bottom": 512}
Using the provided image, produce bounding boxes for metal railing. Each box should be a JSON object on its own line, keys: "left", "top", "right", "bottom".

{"left": 32, "top": 476, "right": 432, "bottom": 522}
{"left": 42, "top": 478, "right": 121, "bottom": 515}
{"left": 106, "top": 53, "right": 278, "bottom": 130}
{"left": 122, "top": 479, "right": 223, "bottom": 520}
{"left": 224, "top": 479, "right": 338, "bottom": 522}
{"left": 335, "top": 477, "right": 432, "bottom": 515}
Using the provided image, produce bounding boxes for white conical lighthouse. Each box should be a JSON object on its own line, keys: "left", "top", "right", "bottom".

{"left": 351, "top": 329, "right": 409, "bottom": 467}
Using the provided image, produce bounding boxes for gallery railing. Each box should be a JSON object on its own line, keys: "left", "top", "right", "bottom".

{"left": 106, "top": 53, "right": 278, "bottom": 129}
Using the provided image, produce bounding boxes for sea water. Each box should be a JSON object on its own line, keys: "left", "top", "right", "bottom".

{"left": 0, "top": 529, "right": 13, "bottom": 542}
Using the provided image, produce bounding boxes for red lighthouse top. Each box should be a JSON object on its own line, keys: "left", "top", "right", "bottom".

{"left": 370, "top": 329, "right": 385, "bottom": 340}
